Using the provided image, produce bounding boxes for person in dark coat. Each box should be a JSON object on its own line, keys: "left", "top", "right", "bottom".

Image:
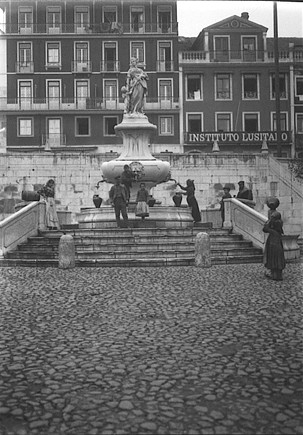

{"left": 177, "top": 179, "right": 201, "bottom": 223}
{"left": 220, "top": 185, "right": 232, "bottom": 226}
{"left": 263, "top": 211, "right": 285, "bottom": 281}
{"left": 121, "top": 164, "right": 133, "bottom": 201}
{"left": 237, "top": 181, "right": 253, "bottom": 200}
{"left": 109, "top": 176, "right": 129, "bottom": 228}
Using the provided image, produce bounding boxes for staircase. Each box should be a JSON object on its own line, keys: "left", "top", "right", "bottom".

{"left": 2, "top": 226, "right": 263, "bottom": 267}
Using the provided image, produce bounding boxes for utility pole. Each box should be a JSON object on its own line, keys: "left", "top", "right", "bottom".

{"left": 274, "top": 1, "right": 282, "bottom": 157}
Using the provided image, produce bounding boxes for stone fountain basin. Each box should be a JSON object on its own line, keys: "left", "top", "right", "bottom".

{"left": 77, "top": 206, "right": 194, "bottom": 229}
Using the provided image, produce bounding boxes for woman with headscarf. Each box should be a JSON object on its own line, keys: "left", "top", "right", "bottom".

{"left": 263, "top": 211, "right": 285, "bottom": 281}
{"left": 38, "top": 179, "right": 60, "bottom": 230}
{"left": 176, "top": 179, "right": 201, "bottom": 223}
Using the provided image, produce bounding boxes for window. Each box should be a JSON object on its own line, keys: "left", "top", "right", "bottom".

{"left": 130, "top": 41, "right": 145, "bottom": 65}
{"left": 47, "top": 7, "right": 61, "bottom": 33}
{"left": 296, "top": 114, "right": 303, "bottom": 133}
{"left": 47, "top": 118, "right": 62, "bottom": 147}
{"left": 158, "top": 41, "right": 172, "bottom": 72}
{"left": 130, "top": 7, "right": 144, "bottom": 33}
{"left": 159, "top": 79, "right": 172, "bottom": 101}
{"left": 75, "top": 80, "right": 89, "bottom": 107}
{"left": 47, "top": 80, "right": 61, "bottom": 108}
{"left": 103, "top": 6, "right": 117, "bottom": 24}
{"left": 215, "top": 73, "right": 232, "bottom": 100}
{"left": 46, "top": 42, "right": 61, "bottom": 67}
{"left": 18, "top": 118, "right": 33, "bottom": 136}
{"left": 74, "top": 42, "right": 89, "bottom": 72}
{"left": 76, "top": 117, "right": 90, "bottom": 136}
{"left": 295, "top": 77, "right": 303, "bottom": 97}
{"left": 103, "top": 42, "right": 117, "bottom": 71}
{"left": 214, "top": 36, "right": 229, "bottom": 61}
{"left": 243, "top": 113, "right": 259, "bottom": 132}
{"left": 187, "top": 114, "right": 203, "bottom": 133}
{"left": 243, "top": 74, "right": 259, "bottom": 99}
{"left": 271, "top": 74, "right": 287, "bottom": 99}
{"left": 158, "top": 6, "right": 171, "bottom": 33}
{"left": 159, "top": 116, "right": 173, "bottom": 135}
{"left": 216, "top": 113, "right": 232, "bottom": 132}
{"left": 74, "top": 6, "right": 89, "bottom": 32}
{"left": 104, "top": 79, "right": 117, "bottom": 100}
{"left": 18, "top": 7, "right": 33, "bottom": 33}
{"left": 104, "top": 117, "right": 118, "bottom": 136}
{"left": 186, "top": 75, "right": 202, "bottom": 100}
{"left": 272, "top": 112, "right": 288, "bottom": 131}
{"left": 242, "top": 37, "right": 256, "bottom": 61}
{"left": 19, "top": 81, "right": 32, "bottom": 108}
{"left": 18, "top": 42, "right": 32, "bottom": 72}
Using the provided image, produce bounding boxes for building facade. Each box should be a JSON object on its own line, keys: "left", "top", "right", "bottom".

{"left": 0, "top": 3, "right": 302, "bottom": 158}
{"left": 0, "top": 0, "right": 180, "bottom": 153}
{"left": 179, "top": 12, "right": 303, "bottom": 158}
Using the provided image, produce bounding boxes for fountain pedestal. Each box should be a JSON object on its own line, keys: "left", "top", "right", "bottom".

{"left": 101, "top": 115, "right": 170, "bottom": 201}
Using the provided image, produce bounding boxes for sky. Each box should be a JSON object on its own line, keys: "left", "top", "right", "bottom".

{"left": 177, "top": 1, "right": 303, "bottom": 38}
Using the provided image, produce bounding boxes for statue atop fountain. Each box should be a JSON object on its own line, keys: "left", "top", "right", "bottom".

{"left": 123, "top": 57, "right": 148, "bottom": 116}
{"left": 100, "top": 57, "right": 171, "bottom": 201}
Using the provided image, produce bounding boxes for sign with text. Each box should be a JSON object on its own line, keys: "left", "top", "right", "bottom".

{"left": 184, "top": 131, "right": 291, "bottom": 144}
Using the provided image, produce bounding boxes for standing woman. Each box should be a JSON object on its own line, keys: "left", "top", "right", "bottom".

{"left": 263, "top": 211, "right": 285, "bottom": 281}
{"left": 38, "top": 179, "right": 60, "bottom": 230}
{"left": 177, "top": 179, "right": 201, "bottom": 223}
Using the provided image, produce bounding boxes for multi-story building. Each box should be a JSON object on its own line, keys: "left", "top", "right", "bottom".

{"left": 0, "top": 0, "right": 180, "bottom": 153}
{"left": 178, "top": 12, "right": 303, "bottom": 158}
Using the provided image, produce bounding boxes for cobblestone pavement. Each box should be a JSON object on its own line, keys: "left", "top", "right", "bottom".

{"left": 0, "top": 263, "right": 302, "bottom": 435}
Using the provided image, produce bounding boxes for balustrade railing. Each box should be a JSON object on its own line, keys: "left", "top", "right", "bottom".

{"left": 0, "top": 201, "right": 46, "bottom": 258}
{"left": 180, "top": 49, "right": 303, "bottom": 63}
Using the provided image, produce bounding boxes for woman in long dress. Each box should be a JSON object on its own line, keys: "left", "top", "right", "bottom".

{"left": 263, "top": 211, "right": 285, "bottom": 281}
{"left": 38, "top": 179, "right": 60, "bottom": 230}
{"left": 126, "top": 57, "right": 148, "bottom": 114}
{"left": 177, "top": 179, "right": 201, "bottom": 223}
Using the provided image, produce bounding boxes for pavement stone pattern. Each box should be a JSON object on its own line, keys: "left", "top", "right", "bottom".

{"left": 0, "top": 263, "right": 302, "bottom": 435}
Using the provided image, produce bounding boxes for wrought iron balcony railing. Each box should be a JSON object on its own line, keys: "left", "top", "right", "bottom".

{"left": 156, "top": 60, "right": 174, "bottom": 72}
{"left": 100, "top": 61, "right": 120, "bottom": 72}
{"left": 0, "top": 21, "right": 178, "bottom": 35}
{"left": 71, "top": 61, "right": 92, "bottom": 73}
{"left": 15, "top": 61, "right": 34, "bottom": 73}
{"left": 0, "top": 97, "right": 180, "bottom": 111}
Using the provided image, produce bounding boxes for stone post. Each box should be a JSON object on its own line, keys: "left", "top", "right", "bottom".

{"left": 195, "top": 232, "right": 211, "bottom": 267}
{"left": 58, "top": 233, "right": 75, "bottom": 269}
{"left": 223, "top": 199, "right": 232, "bottom": 229}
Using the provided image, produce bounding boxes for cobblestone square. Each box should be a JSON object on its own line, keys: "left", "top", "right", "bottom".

{"left": 0, "top": 263, "right": 302, "bottom": 435}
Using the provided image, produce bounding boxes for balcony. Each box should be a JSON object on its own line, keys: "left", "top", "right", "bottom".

{"left": 0, "top": 97, "right": 179, "bottom": 112}
{"left": 100, "top": 61, "right": 120, "bottom": 73}
{"left": 156, "top": 60, "right": 174, "bottom": 72}
{"left": 0, "top": 21, "right": 178, "bottom": 35}
{"left": 42, "top": 134, "right": 66, "bottom": 149}
{"left": 71, "top": 61, "right": 92, "bottom": 74}
{"left": 16, "top": 61, "right": 34, "bottom": 73}
{"left": 179, "top": 49, "right": 303, "bottom": 64}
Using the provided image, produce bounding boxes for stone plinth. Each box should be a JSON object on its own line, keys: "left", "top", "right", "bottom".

{"left": 77, "top": 206, "right": 193, "bottom": 229}
{"left": 101, "top": 116, "right": 170, "bottom": 201}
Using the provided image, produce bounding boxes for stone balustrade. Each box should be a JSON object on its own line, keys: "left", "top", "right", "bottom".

{"left": 0, "top": 201, "right": 46, "bottom": 258}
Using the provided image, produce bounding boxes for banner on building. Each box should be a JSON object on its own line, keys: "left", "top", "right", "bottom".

{"left": 184, "top": 131, "right": 291, "bottom": 144}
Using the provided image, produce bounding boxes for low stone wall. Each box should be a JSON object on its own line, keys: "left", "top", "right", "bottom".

{"left": 0, "top": 152, "right": 302, "bottom": 236}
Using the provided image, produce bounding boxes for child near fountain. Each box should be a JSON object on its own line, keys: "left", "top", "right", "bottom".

{"left": 135, "top": 183, "right": 149, "bottom": 220}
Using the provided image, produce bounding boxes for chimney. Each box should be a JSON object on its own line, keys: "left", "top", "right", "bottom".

{"left": 241, "top": 12, "right": 249, "bottom": 20}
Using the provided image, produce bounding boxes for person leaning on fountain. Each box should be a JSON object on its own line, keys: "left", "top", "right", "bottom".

{"left": 109, "top": 176, "right": 129, "bottom": 228}
{"left": 176, "top": 179, "right": 202, "bottom": 223}
{"left": 121, "top": 164, "right": 133, "bottom": 202}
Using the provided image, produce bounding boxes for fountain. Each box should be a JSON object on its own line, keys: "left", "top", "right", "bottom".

{"left": 77, "top": 57, "right": 193, "bottom": 228}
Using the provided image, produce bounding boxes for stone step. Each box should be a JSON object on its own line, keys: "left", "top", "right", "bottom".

{"left": 0, "top": 254, "right": 264, "bottom": 268}
{"left": 8, "top": 246, "right": 262, "bottom": 260}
